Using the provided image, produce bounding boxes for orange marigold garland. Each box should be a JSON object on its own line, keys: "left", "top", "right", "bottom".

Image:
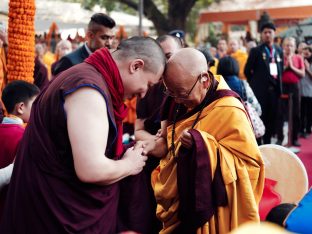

{"left": 7, "top": 0, "right": 36, "bottom": 83}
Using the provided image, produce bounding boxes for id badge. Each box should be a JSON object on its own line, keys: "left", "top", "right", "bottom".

{"left": 269, "top": 63, "right": 278, "bottom": 76}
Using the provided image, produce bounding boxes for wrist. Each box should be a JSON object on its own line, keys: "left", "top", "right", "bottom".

{"left": 119, "top": 157, "right": 132, "bottom": 177}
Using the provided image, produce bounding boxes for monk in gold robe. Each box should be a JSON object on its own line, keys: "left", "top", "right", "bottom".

{"left": 229, "top": 39, "right": 248, "bottom": 80}
{"left": 147, "top": 48, "right": 264, "bottom": 234}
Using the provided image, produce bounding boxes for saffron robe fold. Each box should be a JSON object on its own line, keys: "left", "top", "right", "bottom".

{"left": 231, "top": 50, "right": 248, "bottom": 81}
{"left": 152, "top": 76, "right": 265, "bottom": 234}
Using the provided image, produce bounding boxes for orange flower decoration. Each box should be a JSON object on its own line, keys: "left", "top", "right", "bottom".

{"left": 7, "top": 0, "right": 36, "bottom": 83}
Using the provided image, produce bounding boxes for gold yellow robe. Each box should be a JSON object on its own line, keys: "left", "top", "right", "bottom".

{"left": 43, "top": 51, "right": 56, "bottom": 80}
{"left": 231, "top": 50, "right": 248, "bottom": 80}
{"left": 152, "top": 76, "right": 264, "bottom": 234}
{"left": 124, "top": 97, "right": 137, "bottom": 124}
{"left": 209, "top": 58, "right": 219, "bottom": 76}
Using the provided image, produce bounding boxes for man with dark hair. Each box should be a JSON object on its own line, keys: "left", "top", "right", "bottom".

{"left": 135, "top": 35, "right": 182, "bottom": 142}
{"left": 244, "top": 22, "right": 283, "bottom": 144}
{"left": 52, "top": 13, "right": 116, "bottom": 76}
{"left": 0, "top": 36, "right": 166, "bottom": 233}
{"left": 216, "top": 39, "right": 228, "bottom": 59}
{"left": 168, "top": 30, "right": 186, "bottom": 47}
{"left": 133, "top": 34, "right": 182, "bottom": 233}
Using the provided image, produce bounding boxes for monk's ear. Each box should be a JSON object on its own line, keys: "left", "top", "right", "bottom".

{"left": 200, "top": 72, "right": 208, "bottom": 82}
{"left": 200, "top": 72, "right": 211, "bottom": 88}
{"left": 129, "top": 59, "right": 144, "bottom": 74}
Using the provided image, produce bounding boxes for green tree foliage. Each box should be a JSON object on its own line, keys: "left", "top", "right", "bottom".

{"left": 66, "top": 0, "right": 219, "bottom": 36}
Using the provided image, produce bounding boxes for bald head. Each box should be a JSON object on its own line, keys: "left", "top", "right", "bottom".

{"left": 228, "top": 38, "right": 239, "bottom": 53}
{"left": 165, "top": 48, "right": 208, "bottom": 86}
{"left": 164, "top": 48, "right": 210, "bottom": 107}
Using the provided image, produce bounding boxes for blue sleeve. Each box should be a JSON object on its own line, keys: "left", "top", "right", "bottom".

{"left": 285, "top": 189, "right": 312, "bottom": 234}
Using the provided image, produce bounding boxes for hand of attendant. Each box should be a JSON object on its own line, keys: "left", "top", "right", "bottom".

{"left": 156, "top": 129, "right": 163, "bottom": 138}
{"left": 122, "top": 145, "right": 147, "bottom": 175}
{"left": 139, "top": 136, "right": 168, "bottom": 158}
{"left": 180, "top": 129, "right": 193, "bottom": 149}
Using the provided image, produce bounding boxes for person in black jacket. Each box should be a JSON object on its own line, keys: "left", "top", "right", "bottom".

{"left": 244, "top": 22, "right": 283, "bottom": 144}
{"left": 52, "top": 13, "right": 115, "bottom": 76}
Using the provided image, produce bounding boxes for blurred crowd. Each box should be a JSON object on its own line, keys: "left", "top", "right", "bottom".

{"left": 0, "top": 11, "right": 312, "bottom": 233}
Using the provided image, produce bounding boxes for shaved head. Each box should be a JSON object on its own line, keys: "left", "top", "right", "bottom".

{"left": 165, "top": 48, "right": 207, "bottom": 87}
{"left": 164, "top": 48, "right": 209, "bottom": 107}
{"left": 229, "top": 38, "right": 239, "bottom": 53}
{"left": 114, "top": 36, "right": 166, "bottom": 74}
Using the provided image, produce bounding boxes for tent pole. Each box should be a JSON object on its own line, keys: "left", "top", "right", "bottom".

{"left": 138, "top": 0, "right": 143, "bottom": 36}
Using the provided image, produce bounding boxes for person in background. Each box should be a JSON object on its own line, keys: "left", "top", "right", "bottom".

{"left": 246, "top": 41, "right": 257, "bottom": 55}
{"left": 276, "top": 37, "right": 305, "bottom": 146}
{"left": 210, "top": 46, "right": 217, "bottom": 58}
{"left": 199, "top": 47, "right": 218, "bottom": 75}
{"left": 244, "top": 22, "right": 283, "bottom": 144}
{"left": 135, "top": 35, "right": 182, "bottom": 141}
{"left": 51, "top": 39, "right": 72, "bottom": 75}
{"left": 0, "top": 81, "right": 40, "bottom": 219}
{"left": 52, "top": 13, "right": 116, "bottom": 76}
{"left": 228, "top": 38, "right": 248, "bottom": 80}
{"left": 168, "top": 29, "right": 186, "bottom": 48}
{"left": 71, "top": 41, "right": 80, "bottom": 51}
{"left": 216, "top": 39, "right": 228, "bottom": 59}
{"left": 300, "top": 46, "right": 312, "bottom": 137}
{"left": 217, "top": 56, "right": 244, "bottom": 97}
{"left": 42, "top": 42, "right": 56, "bottom": 79}
{"left": 297, "top": 42, "right": 307, "bottom": 56}
{"left": 34, "top": 44, "right": 49, "bottom": 90}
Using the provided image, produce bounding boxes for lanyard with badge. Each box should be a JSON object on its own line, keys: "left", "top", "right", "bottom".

{"left": 265, "top": 46, "right": 278, "bottom": 78}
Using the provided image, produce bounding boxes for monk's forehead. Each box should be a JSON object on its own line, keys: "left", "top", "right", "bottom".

{"left": 164, "top": 62, "right": 195, "bottom": 91}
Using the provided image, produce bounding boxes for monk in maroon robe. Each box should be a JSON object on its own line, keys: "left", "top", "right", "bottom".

{"left": 0, "top": 37, "right": 165, "bottom": 233}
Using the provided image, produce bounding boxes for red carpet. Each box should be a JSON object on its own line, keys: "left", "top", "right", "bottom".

{"left": 297, "top": 135, "right": 312, "bottom": 187}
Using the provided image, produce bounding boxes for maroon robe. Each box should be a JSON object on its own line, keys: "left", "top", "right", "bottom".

{"left": 34, "top": 56, "right": 49, "bottom": 90}
{"left": 0, "top": 62, "right": 120, "bottom": 233}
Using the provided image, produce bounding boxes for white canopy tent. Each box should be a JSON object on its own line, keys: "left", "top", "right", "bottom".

{"left": 0, "top": 0, "right": 153, "bottom": 37}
